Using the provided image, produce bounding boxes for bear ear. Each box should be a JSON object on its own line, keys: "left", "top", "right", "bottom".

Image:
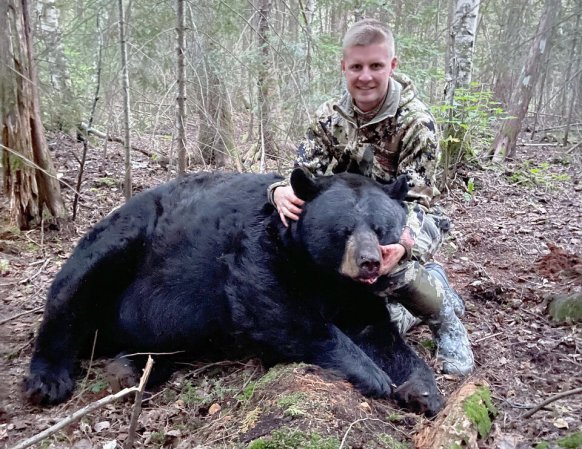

{"left": 382, "top": 175, "right": 409, "bottom": 201}
{"left": 290, "top": 167, "right": 321, "bottom": 201}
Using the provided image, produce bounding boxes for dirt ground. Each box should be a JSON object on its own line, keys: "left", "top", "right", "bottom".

{"left": 0, "top": 133, "right": 580, "bottom": 449}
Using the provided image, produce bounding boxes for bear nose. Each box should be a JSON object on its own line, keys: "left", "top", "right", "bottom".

{"left": 359, "top": 254, "right": 380, "bottom": 275}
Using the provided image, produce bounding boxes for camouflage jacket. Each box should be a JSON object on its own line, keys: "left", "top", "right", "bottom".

{"left": 268, "top": 73, "right": 443, "bottom": 259}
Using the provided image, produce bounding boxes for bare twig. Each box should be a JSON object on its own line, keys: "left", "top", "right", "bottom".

{"left": 9, "top": 386, "right": 140, "bottom": 449}
{"left": 566, "top": 141, "right": 581, "bottom": 154}
{"left": 0, "top": 306, "right": 43, "bottom": 326}
{"left": 79, "top": 122, "right": 169, "bottom": 166}
{"left": 339, "top": 417, "right": 408, "bottom": 449}
{"left": 124, "top": 356, "right": 154, "bottom": 449}
{"left": 521, "top": 387, "right": 582, "bottom": 419}
{"left": 474, "top": 331, "right": 505, "bottom": 343}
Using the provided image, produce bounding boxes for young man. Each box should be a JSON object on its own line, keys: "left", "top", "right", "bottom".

{"left": 267, "top": 18, "right": 474, "bottom": 376}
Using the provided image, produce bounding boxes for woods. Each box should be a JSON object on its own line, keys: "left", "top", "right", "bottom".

{"left": 1, "top": 0, "right": 580, "bottom": 225}
{"left": 1, "top": 1, "right": 581, "bottom": 448}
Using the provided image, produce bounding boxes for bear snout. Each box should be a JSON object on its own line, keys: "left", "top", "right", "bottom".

{"left": 340, "top": 229, "right": 382, "bottom": 283}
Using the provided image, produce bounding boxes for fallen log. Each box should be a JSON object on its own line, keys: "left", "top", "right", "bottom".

{"left": 79, "top": 122, "right": 170, "bottom": 167}
{"left": 413, "top": 379, "right": 496, "bottom": 449}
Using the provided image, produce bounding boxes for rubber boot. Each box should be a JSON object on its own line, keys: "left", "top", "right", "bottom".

{"left": 427, "top": 293, "right": 474, "bottom": 376}
{"left": 424, "top": 262, "right": 465, "bottom": 317}
{"left": 384, "top": 261, "right": 474, "bottom": 376}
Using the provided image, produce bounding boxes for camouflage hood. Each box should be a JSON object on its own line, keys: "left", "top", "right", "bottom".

{"left": 333, "top": 73, "right": 418, "bottom": 127}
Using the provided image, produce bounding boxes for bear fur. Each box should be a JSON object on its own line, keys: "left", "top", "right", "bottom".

{"left": 23, "top": 169, "right": 443, "bottom": 416}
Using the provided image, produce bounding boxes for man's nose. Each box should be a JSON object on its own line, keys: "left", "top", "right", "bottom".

{"left": 358, "top": 68, "right": 373, "bottom": 82}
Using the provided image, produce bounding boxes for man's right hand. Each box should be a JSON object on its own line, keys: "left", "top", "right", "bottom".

{"left": 273, "top": 185, "right": 305, "bottom": 227}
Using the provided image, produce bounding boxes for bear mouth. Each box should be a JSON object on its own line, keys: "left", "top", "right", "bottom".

{"left": 356, "top": 274, "right": 379, "bottom": 285}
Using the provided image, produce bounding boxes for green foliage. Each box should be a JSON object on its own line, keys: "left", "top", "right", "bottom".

{"left": 375, "top": 433, "right": 410, "bottom": 449}
{"left": 463, "top": 177, "right": 476, "bottom": 201}
{"left": 462, "top": 387, "right": 497, "bottom": 439}
{"left": 435, "top": 83, "right": 508, "bottom": 166}
{"left": 277, "top": 392, "right": 308, "bottom": 418}
{"left": 386, "top": 412, "right": 406, "bottom": 422}
{"left": 507, "top": 161, "right": 571, "bottom": 188}
{"left": 535, "top": 443, "right": 550, "bottom": 449}
{"left": 248, "top": 428, "right": 339, "bottom": 449}
{"left": 179, "top": 380, "right": 204, "bottom": 406}
{"left": 558, "top": 431, "right": 582, "bottom": 448}
{"left": 89, "top": 379, "right": 109, "bottom": 394}
{"left": 149, "top": 431, "right": 166, "bottom": 446}
{"left": 237, "top": 381, "right": 257, "bottom": 403}
{"left": 420, "top": 338, "right": 436, "bottom": 352}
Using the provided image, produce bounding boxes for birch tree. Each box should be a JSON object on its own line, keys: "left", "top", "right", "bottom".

{"left": 0, "top": 0, "right": 65, "bottom": 229}
{"left": 257, "top": 0, "right": 275, "bottom": 171}
{"left": 441, "top": 0, "right": 480, "bottom": 183}
{"left": 491, "top": 0, "right": 561, "bottom": 162}
{"left": 35, "top": 0, "right": 75, "bottom": 128}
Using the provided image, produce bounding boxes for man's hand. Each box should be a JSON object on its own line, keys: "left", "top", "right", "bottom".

{"left": 379, "top": 227, "right": 414, "bottom": 275}
{"left": 273, "top": 185, "right": 305, "bottom": 227}
{"left": 379, "top": 244, "right": 406, "bottom": 275}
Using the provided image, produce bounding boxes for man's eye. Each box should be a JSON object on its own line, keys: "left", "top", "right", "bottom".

{"left": 371, "top": 63, "right": 384, "bottom": 70}
{"left": 350, "top": 64, "right": 361, "bottom": 71}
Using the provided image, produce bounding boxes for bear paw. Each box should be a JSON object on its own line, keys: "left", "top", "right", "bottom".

{"left": 23, "top": 368, "right": 75, "bottom": 406}
{"left": 392, "top": 377, "right": 444, "bottom": 417}
{"left": 353, "top": 369, "right": 393, "bottom": 398}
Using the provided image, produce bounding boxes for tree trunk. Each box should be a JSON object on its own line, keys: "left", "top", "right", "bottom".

{"left": 563, "top": 11, "right": 581, "bottom": 145}
{"left": 491, "top": 0, "right": 561, "bottom": 162}
{"left": 441, "top": 0, "right": 480, "bottom": 185}
{"left": 175, "top": 0, "right": 187, "bottom": 174}
{"left": 444, "top": 0, "right": 480, "bottom": 105}
{"left": 118, "top": 0, "right": 132, "bottom": 199}
{"left": 530, "top": 42, "right": 553, "bottom": 141}
{"left": 35, "top": 0, "right": 76, "bottom": 129}
{"left": 196, "top": 58, "right": 236, "bottom": 168}
{"left": 0, "top": 0, "right": 65, "bottom": 229}
{"left": 256, "top": 0, "right": 275, "bottom": 171}
{"left": 492, "top": 0, "right": 524, "bottom": 107}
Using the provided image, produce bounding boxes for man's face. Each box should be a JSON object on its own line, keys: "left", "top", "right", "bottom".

{"left": 341, "top": 42, "right": 398, "bottom": 113}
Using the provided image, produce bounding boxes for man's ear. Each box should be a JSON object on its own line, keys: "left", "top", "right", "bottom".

{"left": 390, "top": 56, "right": 398, "bottom": 72}
{"left": 382, "top": 175, "right": 409, "bottom": 201}
{"left": 290, "top": 167, "right": 320, "bottom": 201}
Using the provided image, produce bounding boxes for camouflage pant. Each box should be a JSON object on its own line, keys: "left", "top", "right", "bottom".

{"left": 382, "top": 205, "right": 450, "bottom": 334}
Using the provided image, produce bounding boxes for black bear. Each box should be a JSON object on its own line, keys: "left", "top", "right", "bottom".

{"left": 23, "top": 169, "right": 443, "bottom": 416}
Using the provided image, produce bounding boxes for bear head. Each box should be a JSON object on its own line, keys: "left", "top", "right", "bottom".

{"left": 290, "top": 168, "right": 408, "bottom": 285}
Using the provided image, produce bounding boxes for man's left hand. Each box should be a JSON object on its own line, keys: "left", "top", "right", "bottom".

{"left": 379, "top": 243, "right": 406, "bottom": 275}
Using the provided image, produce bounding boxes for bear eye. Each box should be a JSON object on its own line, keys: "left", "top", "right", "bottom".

{"left": 372, "top": 225, "right": 385, "bottom": 240}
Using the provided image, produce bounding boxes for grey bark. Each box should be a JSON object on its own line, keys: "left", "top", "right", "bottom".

{"left": 0, "top": 0, "right": 65, "bottom": 229}
{"left": 176, "top": 0, "right": 187, "bottom": 174}
{"left": 491, "top": 0, "right": 561, "bottom": 162}
{"left": 118, "top": 0, "right": 132, "bottom": 199}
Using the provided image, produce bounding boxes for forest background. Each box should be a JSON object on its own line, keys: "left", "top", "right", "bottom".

{"left": 1, "top": 0, "right": 581, "bottom": 448}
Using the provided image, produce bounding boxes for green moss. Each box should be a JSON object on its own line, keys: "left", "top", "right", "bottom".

{"left": 386, "top": 412, "right": 405, "bottom": 422}
{"left": 535, "top": 442, "right": 550, "bottom": 449}
{"left": 462, "top": 387, "right": 497, "bottom": 439}
{"left": 559, "top": 431, "right": 582, "bottom": 448}
{"left": 375, "top": 433, "right": 410, "bottom": 449}
{"left": 179, "top": 380, "right": 204, "bottom": 405}
{"left": 549, "top": 294, "right": 582, "bottom": 323}
{"left": 237, "top": 381, "right": 257, "bottom": 402}
{"left": 248, "top": 428, "right": 339, "bottom": 449}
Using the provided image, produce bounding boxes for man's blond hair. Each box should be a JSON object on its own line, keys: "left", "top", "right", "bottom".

{"left": 342, "top": 19, "right": 395, "bottom": 56}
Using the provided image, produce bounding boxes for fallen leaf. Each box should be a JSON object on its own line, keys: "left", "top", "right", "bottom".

{"left": 94, "top": 421, "right": 111, "bottom": 432}
{"left": 208, "top": 403, "right": 221, "bottom": 415}
{"left": 553, "top": 418, "right": 569, "bottom": 429}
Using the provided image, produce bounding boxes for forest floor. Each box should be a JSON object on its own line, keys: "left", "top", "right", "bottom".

{"left": 0, "top": 132, "right": 581, "bottom": 449}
